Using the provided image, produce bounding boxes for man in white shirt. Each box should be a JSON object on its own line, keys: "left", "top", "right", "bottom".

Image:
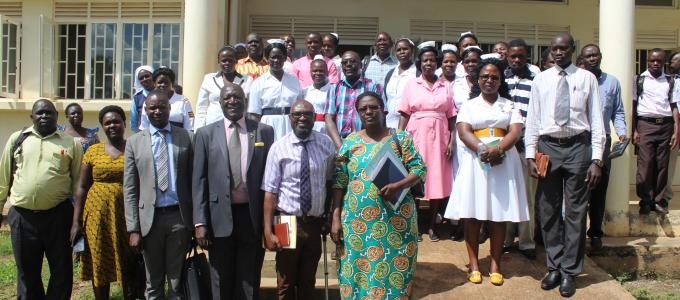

{"left": 633, "top": 48, "right": 679, "bottom": 215}
{"left": 525, "top": 33, "right": 605, "bottom": 298}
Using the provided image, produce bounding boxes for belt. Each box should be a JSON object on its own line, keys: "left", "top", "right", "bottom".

{"left": 155, "top": 205, "right": 179, "bottom": 213}
{"left": 638, "top": 116, "right": 673, "bottom": 124}
{"left": 296, "top": 215, "right": 323, "bottom": 224}
{"left": 261, "top": 107, "right": 291, "bottom": 115}
{"left": 13, "top": 200, "right": 68, "bottom": 214}
{"left": 315, "top": 114, "right": 325, "bottom": 122}
{"left": 474, "top": 128, "right": 507, "bottom": 138}
{"left": 411, "top": 111, "right": 447, "bottom": 120}
{"left": 540, "top": 131, "right": 590, "bottom": 145}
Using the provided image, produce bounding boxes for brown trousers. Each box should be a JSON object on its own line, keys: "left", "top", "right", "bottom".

{"left": 636, "top": 119, "right": 673, "bottom": 206}
{"left": 275, "top": 218, "right": 323, "bottom": 300}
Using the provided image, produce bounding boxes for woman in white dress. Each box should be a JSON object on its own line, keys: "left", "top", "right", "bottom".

{"left": 248, "top": 40, "right": 302, "bottom": 140}
{"left": 444, "top": 58, "right": 529, "bottom": 286}
{"left": 384, "top": 38, "right": 417, "bottom": 129}
{"left": 140, "top": 67, "right": 194, "bottom": 131}
{"left": 300, "top": 55, "right": 331, "bottom": 134}
{"left": 195, "top": 45, "right": 252, "bottom": 129}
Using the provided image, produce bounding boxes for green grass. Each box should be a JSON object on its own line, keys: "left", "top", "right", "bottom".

{"left": 632, "top": 288, "right": 680, "bottom": 300}
{"left": 0, "top": 229, "right": 126, "bottom": 299}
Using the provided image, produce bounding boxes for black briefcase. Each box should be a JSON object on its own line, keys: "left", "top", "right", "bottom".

{"left": 182, "top": 241, "right": 212, "bottom": 300}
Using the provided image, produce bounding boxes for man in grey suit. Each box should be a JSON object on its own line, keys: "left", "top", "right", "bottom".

{"left": 193, "top": 82, "right": 274, "bottom": 300}
{"left": 124, "top": 89, "right": 194, "bottom": 299}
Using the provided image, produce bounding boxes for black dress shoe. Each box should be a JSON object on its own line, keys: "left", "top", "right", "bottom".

{"left": 541, "top": 270, "right": 561, "bottom": 290}
{"left": 590, "top": 237, "right": 603, "bottom": 250}
{"left": 559, "top": 275, "right": 576, "bottom": 297}
{"left": 639, "top": 204, "right": 651, "bottom": 215}
{"left": 653, "top": 203, "right": 669, "bottom": 215}
{"left": 520, "top": 248, "right": 536, "bottom": 260}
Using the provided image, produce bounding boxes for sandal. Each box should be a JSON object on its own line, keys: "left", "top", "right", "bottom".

{"left": 489, "top": 272, "right": 504, "bottom": 286}
{"left": 468, "top": 271, "right": 482, "bottom": 284}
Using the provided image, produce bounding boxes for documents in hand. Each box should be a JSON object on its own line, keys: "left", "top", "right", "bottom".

{"left": 274, "top": 215, "right": 297, "bottom": 249}
{"left": 608, "top": 137, "right": 630, "bottom": 159}
{"left": 366, "top": 143, "right": 409, "bottom": 210}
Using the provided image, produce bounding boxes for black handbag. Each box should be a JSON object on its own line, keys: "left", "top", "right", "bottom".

{"left": 390, "top": 129, "right": 425, "bottom": 198}
{"left": 182, "top": 241, "right": 212, "bottom": 300}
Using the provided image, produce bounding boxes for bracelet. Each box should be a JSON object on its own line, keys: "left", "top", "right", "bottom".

{"left": 496, "top": 145, "right": 505, "bottom": 157}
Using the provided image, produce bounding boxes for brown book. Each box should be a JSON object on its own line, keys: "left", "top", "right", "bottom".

{"left": 273, "top": 223, "right": 289, "bottom": 248}
{"left": 535, "top": 152, "right": 550, "bottom": 178}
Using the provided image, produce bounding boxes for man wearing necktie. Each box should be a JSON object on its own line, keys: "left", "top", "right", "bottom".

{"left": 193, "top": 83, "right": 274, "bottom": 300}
{"left": 524, "top": 33, "right": 605, "bottom": 298}
{"left": 124, "top": 89, "right": 194, "bottom": 299}
{"left": 261, "top": 99, "right": 336, "bottom": 299}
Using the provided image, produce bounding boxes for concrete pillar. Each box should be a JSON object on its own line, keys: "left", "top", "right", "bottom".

{"left": 181, "top": 0, "right": 224, "bottom": 108}
{"left": 600, "top": 0, "right": 634, "bottom": 236}
{"left": 20, "top": 0, "right": 54, "bottom": 99}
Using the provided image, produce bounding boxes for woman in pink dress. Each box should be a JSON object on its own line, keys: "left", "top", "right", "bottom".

{"left": 399, "top": 42, "right": 457, "bottom": 241}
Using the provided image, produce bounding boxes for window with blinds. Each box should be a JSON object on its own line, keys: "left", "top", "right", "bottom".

{"left": 249, "top": 15, "right": 379, "bottom": 46}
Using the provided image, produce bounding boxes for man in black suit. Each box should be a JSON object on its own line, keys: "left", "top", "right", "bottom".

{"left": 193, "top": 82, "right": 274, "bottom": 300}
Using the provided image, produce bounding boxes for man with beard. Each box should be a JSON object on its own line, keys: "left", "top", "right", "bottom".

{"left": 124, "top": 90, "right": 194, "bottom": 299}
{"left": 0, "top": 99, "right": 82, "bottom": 300}
{"left": 193, "top": 83, "right": 274, "bottom": 300}
{"left": 364, "top": 32, "right": 397, "bottom": 86}
{"left": 262, "top": 99, "right": 335, "bottom": 299}
{"left": 633, "top": 48, "right": 679, "bottom": 215}
{"left": 237, "top": 32, "right": 270, "bottom": 80}
{"left": 291, "top": 32, "right": 339, "bottom": 88}
{"left": 525, "top": 33, "right": 605, "bottom": 297}
{"left": 580, "top": 44, "right": 626, "bottom": 249}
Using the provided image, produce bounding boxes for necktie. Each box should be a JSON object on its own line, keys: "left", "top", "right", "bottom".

{"left": 229, "top": 122, "right": 242, "bottom": 187}
{"left": 156, "top": 130, "right": 169, "bottom": 192}
{"left": 299, "top": 140, "right": 312, "bottom": 215}
{"left": 555, "top": 70, "right": 570, "bottom": 126}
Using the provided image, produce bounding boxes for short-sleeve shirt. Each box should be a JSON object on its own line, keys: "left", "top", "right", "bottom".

{"left": 364, "top": 55, "right": 399, "bottom": 86}
{"left": 247, "top": 72, "right": 302, "bottom": 114}
{"left": 635, "top": 70, "right": 680, "bottom": 117}
{"left": 236, "top": 56, "right": 270, "bottom": 80}
{"left": 140, "top": 92, "right": 194, "bottom": 131}
{"left": 457, "top": 96, "right": 523, "bottom": 131}
{"left": 291, "top": 55, "right": 339, "bottom": 88}
{"left": 397, "top": 77, "right": 457, "bottom": 120}
{"left": 324, "top": 77, "right": 383, "bottom": 137}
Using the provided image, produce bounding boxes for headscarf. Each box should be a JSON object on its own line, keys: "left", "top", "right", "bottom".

{"left": 134, "top": 65, "right": 154, "bottom": 94}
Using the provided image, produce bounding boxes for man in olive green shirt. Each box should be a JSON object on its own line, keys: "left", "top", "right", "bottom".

{"left": 0, "top": 99, "right": 82, "bottom": 300}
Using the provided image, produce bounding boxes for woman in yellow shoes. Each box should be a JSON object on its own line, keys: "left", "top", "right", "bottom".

{"left": 443, "top": 58, "right": 530, "bottom": 286}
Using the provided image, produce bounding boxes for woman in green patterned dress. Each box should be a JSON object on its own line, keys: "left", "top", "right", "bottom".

{"left": 330, "top": 91, "right": 426, "bottom": 299}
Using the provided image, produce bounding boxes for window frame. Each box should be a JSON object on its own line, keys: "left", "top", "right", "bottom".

{"left": 55, "top": 18, "right": 183, "bottom": 100}
{"left": 0, "top": 14, "right": 21, "bottom": 98}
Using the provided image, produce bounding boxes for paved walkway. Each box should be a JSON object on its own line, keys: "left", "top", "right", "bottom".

{"left": 261, "top": 237, "right": 635, "bottom": 299}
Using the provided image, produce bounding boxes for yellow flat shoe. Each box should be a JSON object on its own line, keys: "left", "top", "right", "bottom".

{"left": 489, "top": 272, "right": 504, "bottom": 286}
{"left": 468, "top": 271, "right": 482, "bottom": 284}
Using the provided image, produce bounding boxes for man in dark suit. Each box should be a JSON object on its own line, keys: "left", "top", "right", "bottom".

{"left": 124, "top": 89, "right": 194, "bottom": 299}
{"left": 193, "top": 82, "right": 275, "bottom": 300}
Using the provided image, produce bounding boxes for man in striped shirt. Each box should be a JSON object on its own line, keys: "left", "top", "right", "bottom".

{"left": 324, "top": 51, "right": 384, "bottom": 148}
{"left": 262, "top": 99, "right": 336, "bottom": 299}
{"left": 503, "top": 39, "right": 538, "bottom": 260}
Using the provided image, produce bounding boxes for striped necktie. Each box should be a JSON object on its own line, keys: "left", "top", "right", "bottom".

{"left": 155, "top": 130, "right": 169, "bottom": 192}
{"left": 299, "top": 140, "right": 312, "bottom": 215}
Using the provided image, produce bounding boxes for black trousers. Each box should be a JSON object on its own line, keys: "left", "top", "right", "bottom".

{"left": 208, "top": 204, "right": 264, "bottom": 300}
{"left": 636, "top": 120, "right": 673, "bottom": 206}
{"left": 587, "top": 135, "right": 612, "bottom": 239}
{"left": 8, "top": 201, "right": 73, "bottom": 300}
{"left": 536, "top": 137, "right": 591, "bottom": 276}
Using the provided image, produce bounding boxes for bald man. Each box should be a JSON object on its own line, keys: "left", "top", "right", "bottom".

{"left": 0, "top": 99, "right": 83, "bottom": 299}
{"left": 262, "top": 99, "right": 335, "bottom": 299}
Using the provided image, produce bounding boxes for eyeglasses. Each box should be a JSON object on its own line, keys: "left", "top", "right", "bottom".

{"left": 480, "top": 74, "right": 500, "bottom": 82}
{"left": 291, "top": 111, "right": 315, "bottom": 119}
{"left": 357, "top": 105, "right": 382, "bottom": 113}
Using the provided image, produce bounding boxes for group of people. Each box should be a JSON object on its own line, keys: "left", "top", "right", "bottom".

{"left": 0, "top": 28, "right": 678, "bottom": 300}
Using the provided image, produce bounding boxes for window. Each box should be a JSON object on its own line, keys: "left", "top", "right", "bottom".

{"left": 57, "top": 22, "right": 182, "bottom": 100}
{"left": 636, "top": 0, "right": 675, "bottom": 7}
{"left": 0, "top": 16, "right": 20, "bottom": 98}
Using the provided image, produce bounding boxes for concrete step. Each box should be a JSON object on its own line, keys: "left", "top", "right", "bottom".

{"left": 628, "top": 201, "right": 680, "bottom": 237}
{"left": 588, "top": 236, "right": 680, "bottom": 278}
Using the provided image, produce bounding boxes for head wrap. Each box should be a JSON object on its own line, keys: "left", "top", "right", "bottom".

{"left": 134, "top": 65, "right": 154, "bottom": 94}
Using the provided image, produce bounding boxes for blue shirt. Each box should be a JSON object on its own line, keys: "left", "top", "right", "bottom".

{"left": 598, "top": 72, "right": 627, "bottom": 136}
{"left": 130, "top": 89, "right": 150, "bottom": 133}
{"left": 149, "top": 123, "right": 179, "bottom": 207}
{"left": 364, "top": 55, "right": 398, "bottom": 87}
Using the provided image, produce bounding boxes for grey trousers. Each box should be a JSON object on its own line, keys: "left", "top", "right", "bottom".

{"left": 505, "top": 153, "right": 537, "bottom": 250}
{"left": 536, "top": 137, "right": 591, "bottom": 276}
{"left": 142, "top": 208, "right": 191, "bottom": 300}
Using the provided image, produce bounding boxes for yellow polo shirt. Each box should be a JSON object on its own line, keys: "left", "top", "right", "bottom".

{"left": 0, "top": 127, "right": 82, "bottom": 210}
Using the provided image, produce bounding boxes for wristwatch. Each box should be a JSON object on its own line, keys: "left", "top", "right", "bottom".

{"left": 591, "top": 159, "right": 604, "bottom": 168}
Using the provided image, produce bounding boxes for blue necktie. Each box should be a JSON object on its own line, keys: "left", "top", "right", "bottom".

{"left": 299, "top": 140, "right": 312, "bottom": 215}
{"left": 155, "top": 130, "right": 169, "bottom": 192}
